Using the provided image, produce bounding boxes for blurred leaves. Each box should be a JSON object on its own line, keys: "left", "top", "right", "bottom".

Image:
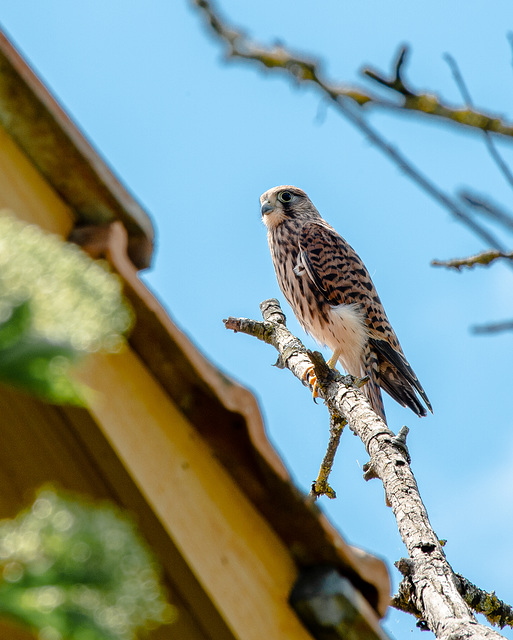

{"left": 0, "top": 489, "right": 175, "bottom": 640}
{"left": 0, "top": 213, "right": 133, "bottom": 403}
{"left": 0, "top": 215, "right": 172, "bottom": 637}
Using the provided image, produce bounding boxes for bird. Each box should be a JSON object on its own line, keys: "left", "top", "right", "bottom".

{"left": 260, "top": 185, "right": 432, "bottom": 423}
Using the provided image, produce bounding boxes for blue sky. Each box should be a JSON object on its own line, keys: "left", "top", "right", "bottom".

{"left": 2, "top": 2, "right": 513, "bottom": 638}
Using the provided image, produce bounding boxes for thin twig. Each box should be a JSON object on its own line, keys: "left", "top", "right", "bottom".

{"left": 326, "top": 96, "right": 500, "bottom": 247}
{"left": 471, "top": 320, "right": 513, "bottom": 335}
{"left": 310, "top": 409, "right": 345, "bottom": 500}
{"left": 364, "top": 46, "right": 414, "bottom": 96}
{"left": 444, "top": 53, "right": 513, "bottom": 191}
{"left": 432, "top": 250, "right": 513, "bottom": 270}
{"left": 443, "top": 54, "right": 473, "bottom": 105}
{"left": 442, "top": 54, "right": 513, "bottom": 259}
{"left": 507, "top": 32, "right": 513, "bottom": 76}
{"left": 459, "top": 191, "right": 513, "bottom": 234}
{"left": 483, "top": 138, "right": 513, "bottom": 191}
{"left": 359, "top": 47, "right": 513, "bottom": 137}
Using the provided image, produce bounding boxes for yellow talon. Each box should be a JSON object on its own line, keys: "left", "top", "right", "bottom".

{"left": 303, "top": 351, "right": 342, "bottom": 399}
{"left": 302, "top": 365, "right": 320, "bottom": 399}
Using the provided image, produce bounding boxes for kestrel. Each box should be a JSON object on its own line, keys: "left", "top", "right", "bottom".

{"left": 260, "top": 185, "right": 432, "bottom": 423}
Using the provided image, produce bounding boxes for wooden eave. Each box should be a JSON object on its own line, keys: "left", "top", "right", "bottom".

{"left": 0, "top": 27, "right": 391, "bottom": 640}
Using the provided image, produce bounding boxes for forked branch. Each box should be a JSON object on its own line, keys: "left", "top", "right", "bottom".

{"left": 193, "top": 0, "right": 513, "bottom": 138}
{"left": 224, "top": 298, "right": 508, "bottom": 640}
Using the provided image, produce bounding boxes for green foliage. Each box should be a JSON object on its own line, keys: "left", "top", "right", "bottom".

{"left": 0, "top": 215, "right": 173, "bottom": 637}
{"left": 0, "top": 213, "right": 133, "bottom": 403}
{"left": 0, "top": 489, "right": 175, "bottom": 640}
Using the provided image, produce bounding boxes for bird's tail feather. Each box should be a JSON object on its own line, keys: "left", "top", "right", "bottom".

{"left": 363, "top": 351, "right": 387, "bottom": 423}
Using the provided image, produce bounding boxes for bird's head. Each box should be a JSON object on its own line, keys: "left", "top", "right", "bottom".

{"left": 260, "top": 185, "right": 318, "bottom": 229}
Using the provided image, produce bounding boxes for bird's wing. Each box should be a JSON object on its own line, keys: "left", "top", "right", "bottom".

{"left": 298, "top": 221, "right": 377, "bottom": 308}
{"left": 298, "top": 221, "right": 432, "bottom": 415}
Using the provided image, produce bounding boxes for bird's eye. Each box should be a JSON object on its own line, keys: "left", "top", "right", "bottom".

{"left": 278, "top": 191, "right": 293, "bottom": 203}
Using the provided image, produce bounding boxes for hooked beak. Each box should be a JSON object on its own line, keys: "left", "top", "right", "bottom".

{"left": 261, "top": 201, "right": 274, "bottom": 216}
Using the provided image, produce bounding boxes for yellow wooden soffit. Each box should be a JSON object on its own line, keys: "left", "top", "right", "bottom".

{"left": 0, "top": 27, "right": 154, "bottom": 269}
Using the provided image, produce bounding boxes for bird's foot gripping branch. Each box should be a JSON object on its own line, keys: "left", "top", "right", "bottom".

{"left": 224, "top": 298, "right": 510, "bottom": 640}
{"left": 224, "top": 297, "right": 402, "bottom": 501}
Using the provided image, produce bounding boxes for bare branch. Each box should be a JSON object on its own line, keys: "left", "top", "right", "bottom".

{"left": 362, "top": 47, "right": 513, "bottom": 137}
{"left": 310, "top": 406, "right": 345, "bottom": 500}
{"left": 507, "top": 32, "right": 513, "bottom": 75}
{"left": 195, "top": 0, "right": 513, "bottom": 138}
{"left": 471, "top": 320, "right": 513, "bottom": 335}
{"left": 364, "top": 46, "right": 414, "bottom": 96}
{"left": 432, "top": 250, "right": 513, "bottom": 270}
{"left": 441, "top": 53, "right": 513, "bottom": 263}
{"left": 193, "top": 0, "right": 513, "bottom": 137}
{"left": 442, "top": 53, "right": 474, "bottom": 107}
{"left": 459, "top": 191, "right": 513, "bottom": 235}
{"left": 444, "top": 54, "right": 513, "bottom": 191}
{"left": 224, "top": 298, "right": 506, "bottom": 640}
{"left": 483, "top": 136, "right": 513, "bottom": 190}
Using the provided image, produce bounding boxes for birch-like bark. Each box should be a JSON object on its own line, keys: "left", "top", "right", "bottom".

{"left": 224, "top": 299, "right": 507, "bottom": 640}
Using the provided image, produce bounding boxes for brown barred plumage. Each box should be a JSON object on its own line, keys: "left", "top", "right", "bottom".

{"left": 260, "top": 185, "right": 432, "bottom": 424}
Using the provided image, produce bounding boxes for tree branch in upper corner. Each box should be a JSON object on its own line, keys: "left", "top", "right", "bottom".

{"left": 224, "top": 298, "right": 508, "bottom": 640}
{"left": 193, "top": 0, "right": 513, "bottom": 138}
{"left": 191, "top": 0, "right": 513, "bottom": 251}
